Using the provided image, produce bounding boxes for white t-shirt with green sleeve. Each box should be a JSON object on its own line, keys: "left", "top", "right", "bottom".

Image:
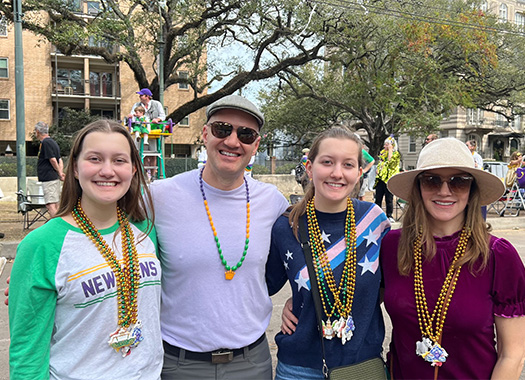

{"left": 9, "top": 217, "right": 163, "bottom": 380}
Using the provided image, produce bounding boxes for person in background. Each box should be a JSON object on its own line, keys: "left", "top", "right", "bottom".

{"left": 132, "top": 105, "right": 150, "bottom": 145}
{"left": 267, "top": 126, "right": 390, "bottom": 379}
{"left": 9, "top": 120, "right": 162, "bottom": 379}
{"left": 466, "top": 139, "right": 486, "bottom": 218}
{"left": 128, "top": 88, "right": 165, "bottom": 127}
{"left": 509, "top": 151, "right": 524, "bottom": 168}
{"left": 383, "top": 137, "right": 525, "bottom": 379}
{"left": 424, "top": 133, "right": 438, "bottom": 146}
{"left": 151, "top": 95, "right": 289, "bottom": 380}
{"left": 358, "top": 148, "right": 375, "bottom": 201}
{"left": 34, "top": 122, "right": 65, "bottom": 217}
{"left": 197, "top": 146, "right": 207, "bottom": 169}
{"left": 245, "top": 155, "right": 256, "bottom": 177}
{"left": 374, "top": 135, "right": 400, "bottom": 223}
{"left": 466, "top": 139, "right": 483, "bottom": 169}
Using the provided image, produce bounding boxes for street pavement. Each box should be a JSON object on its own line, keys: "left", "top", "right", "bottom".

{"left": 1, "top": 224, "right": 525, "bottom": 378}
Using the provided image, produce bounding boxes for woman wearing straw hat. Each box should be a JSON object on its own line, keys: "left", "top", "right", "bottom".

{"left": 382, "top": 137, "right": 525, "bottom": 379}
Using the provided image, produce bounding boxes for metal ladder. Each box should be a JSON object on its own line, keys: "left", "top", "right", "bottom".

{"left": 138, "top": 136, "right": 166, "bottom": 181}
{"left": 500, "top": 180, "right": 525, "bottom": 217}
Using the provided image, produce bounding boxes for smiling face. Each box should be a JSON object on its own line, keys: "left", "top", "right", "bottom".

{"left": 202, "top": 109, "right": 260, "bottom": 189}
{"left": 306, "top": 137, "right": 362, "bottom": 212}
{"left": 74, "top": 132, "right": 136, "bottom": 214}
{"left": 419, "top": 168, "right": 471, "bottom": 236}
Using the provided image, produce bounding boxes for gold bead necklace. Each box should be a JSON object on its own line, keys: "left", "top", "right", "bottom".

{"left": 306, "top": 197, "right": 357, "bottom": 343}
{"left": 72, "top": 199, "right": 143, "bottom": 356}
{"left": 413, "top": 226, "right": 471, "bottom": 367}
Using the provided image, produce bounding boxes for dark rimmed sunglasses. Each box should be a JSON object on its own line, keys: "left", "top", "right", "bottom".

{"left": 208, "top": 121, "right": 259, "bottom": 145}
{"left": 418, "top": 173, "right": 474, "bottom": 193}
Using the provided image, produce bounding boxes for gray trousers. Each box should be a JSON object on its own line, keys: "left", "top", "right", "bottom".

{"left": 161, "top": 335, "right": 272, "bottom": 380}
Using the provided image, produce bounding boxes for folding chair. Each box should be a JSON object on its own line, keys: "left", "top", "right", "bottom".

{"left": 499, "top": 180, "right": 525, "bottom": 217}
{"left": 16, "top": 180, "right": 49, "bottom": 229}
{"left": 487, "top": 195, "right": 506, "bottom": 216}
{"left": 394, "top": 197, "right": 408, "bottom": 221}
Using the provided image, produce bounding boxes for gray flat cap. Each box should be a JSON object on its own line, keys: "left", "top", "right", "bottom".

{"left": 206, "top": 95, "right": 265, "bottom": 128}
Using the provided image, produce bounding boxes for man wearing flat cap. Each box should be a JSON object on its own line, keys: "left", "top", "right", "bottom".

{"left": 128, "top": 88, "right": 166, "bottom": 125}
{"left": 150, "top": 94, "right": 289, "bottom": 379}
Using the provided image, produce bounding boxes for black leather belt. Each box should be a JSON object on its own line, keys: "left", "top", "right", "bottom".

{"left": 163, "top": 334, "right": 266, "bottom": 364}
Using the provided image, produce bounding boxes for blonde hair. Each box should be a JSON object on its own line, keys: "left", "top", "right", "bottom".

{"left": 397, "top": 176, "right": 490, "bottom": 276}
{"left": 289, "top": 126, "right": 363, "bottom": 238}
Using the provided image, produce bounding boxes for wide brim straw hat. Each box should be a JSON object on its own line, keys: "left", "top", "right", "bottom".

{"left": 387, "top": 137, "right": 505, "bottom": 206}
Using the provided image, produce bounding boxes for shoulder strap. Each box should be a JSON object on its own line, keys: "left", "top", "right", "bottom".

{"left": 299, "top": 218, "right": 329, "bottom": 378}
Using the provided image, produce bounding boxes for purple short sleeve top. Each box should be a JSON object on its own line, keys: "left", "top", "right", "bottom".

{"left": 382, "top": 229, "right": 525, "bottom": 379}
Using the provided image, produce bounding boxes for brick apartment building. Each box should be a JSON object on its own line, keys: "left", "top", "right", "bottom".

{"left": 0, "top": 6, "right": 205, "bottom": 158}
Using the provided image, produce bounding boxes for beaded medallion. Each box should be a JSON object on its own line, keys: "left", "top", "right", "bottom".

{"left": 306, "top": 197, "right": 357, "bottom": 344}
{"left": 72, "top": 199, "right": 143, "bottom": 357}
{"left": 413, "top": 227, "right": 471, "bottom": 366}
{"left": 199, "top": 168, "right": 250, "bottom": 280}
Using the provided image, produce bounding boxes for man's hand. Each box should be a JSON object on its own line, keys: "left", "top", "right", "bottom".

{"left": 281, "top": 297, "right": 298, "bottom": 334}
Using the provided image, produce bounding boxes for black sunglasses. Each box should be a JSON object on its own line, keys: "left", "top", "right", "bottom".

{"left": 418, "top": 174, "right": 474, "bottom": 193}
{"left": 208, "top": 121, "right": 259, "bottom": 145}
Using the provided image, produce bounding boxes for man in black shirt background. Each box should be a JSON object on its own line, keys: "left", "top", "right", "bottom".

{"left": 35, "top": 122, "right": 65, "bottom": 217}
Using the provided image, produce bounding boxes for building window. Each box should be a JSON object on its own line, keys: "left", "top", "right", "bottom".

{"left": 87, "top": 1, "right": 100, "bottom": 14}
{"left": 466, "top": 108, "right": 483, "bottom": 125}
{"left": 90, "top": 109, "right": 114, "bottom": 118}
{"left": 56, "top": 68, "right": 84, "bottom": 95}
{"left": 510, "top": 138, "right": 520, "bottom": 152}
{"left": 499, "top": 3, "right": 508, "bottom": 21}
{"left": 0, "top": 58, "right": 7, "bottom": 78}
{"left": 409, "top": 136, "right": 416, "bottom": 153}
{"left": 480, "top": 1, "right": 488, "bottom": 12}
{"left": 513, "top": 114, "right": 522, "bottom": 130}
{"left": 178, "top": 71, "right": 189, "bottom": 90}
{"left": 516, "top": 13, "right": 525, "bottom": 29}
{"left": 0, "top": 15, "right": 7, "bottom": 37}
{"left": 495, "top": 113, "right": 508, "bottom": 127}
{"left": 0, "top": 99, "right": 9, "bottom": 119}
{"left": 90, "top": 72, "right": 113, "bottom": 97}
{"left": 63, "top": 0, "right": 82, "bottom": 12}
{"left": 179, "top": 116, "right": 189, "bottom": 126}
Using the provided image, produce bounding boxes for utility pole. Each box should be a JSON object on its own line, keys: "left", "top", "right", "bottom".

{"left": 14, "top": 0, "right": 26, "bottom": 194}
{"left": 158, "top": 0, "right": 166, "bottom": 107}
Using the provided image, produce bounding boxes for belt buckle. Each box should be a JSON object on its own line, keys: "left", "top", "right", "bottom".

{"left": 211, "top": 350, "right": 234, "bottom": 364}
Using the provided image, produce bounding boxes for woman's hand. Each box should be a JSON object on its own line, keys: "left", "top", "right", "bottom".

{"left": 281, "top": 297, "right": 298, "bottom": 334}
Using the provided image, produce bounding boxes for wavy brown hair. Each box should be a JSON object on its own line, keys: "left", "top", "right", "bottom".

{"left": 289, "top": 126, "right": 363, "bottom": 239}
{"left": 56, "top": 120, "right": 154, "bottom": 237}
{"left": 397, "top": 175, "right": 490, "bottom": 276}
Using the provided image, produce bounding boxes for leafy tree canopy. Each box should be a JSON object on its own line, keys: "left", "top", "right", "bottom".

{"left": 259, "top": 0, "right": 525, "bottom": 157}
{"left": 0, "top": 0, "right": 343, "bottom": 123}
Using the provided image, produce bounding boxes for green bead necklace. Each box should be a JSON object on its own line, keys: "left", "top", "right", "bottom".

{"left": 199, "top": 168, "right": 250, "bottom": 280}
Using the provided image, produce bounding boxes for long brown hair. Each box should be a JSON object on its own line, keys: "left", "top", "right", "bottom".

{"left": 397, "top": 176, "right": 490, "bottom": 276}
{"left": 289, "top": 126, "right": 363, "bottom": 238}
{"left": 56, "top": 120, "right": 154, "bottom": 235}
